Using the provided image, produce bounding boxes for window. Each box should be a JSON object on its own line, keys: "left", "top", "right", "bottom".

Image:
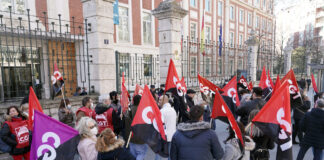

{"left": 143, "top": 12, "right": 152, "bottom": 44}
{"left": 268, "top": 21, "right": 272, "bottom": 32}
{"left": 218, "top": 1, "right": 223, "bottom": 16}
{"left": 255, "top": 16, "right": 259, "bottom": 28}
{"left": 239, "top": 10, "right": 244, "bottom": 23}
{"left": 229, "top": 60, "right": 234, "bottom": 74}
{"left": 190, "top": 57, "right": 197, "bottom": 76}
{"left": 238, "top": 59, "right": 243, "bottom": 69}
{"left": 0, "top": 0, "right": 26, "bottom": 14}
{"left": 230, "top": 6, "right": 234, "bottom": 20}
{"left": 263, "top": 0, "right": 266, "bottom": 8}
{"left": 256, "top": 0, "right": 260, "bottom": 7}
{"left": 205, "top": 58, "right": 211, "bottom": 76}
{"left": 190, "top": 0, "right": 196, "bottom": 7}
{"left": 118, "top": 7, "right": 130, "bottom": 42}
{"left": 119, "top": 53, "right": 130, "bottom": 77}
{"left": 230, "top": 32, "right": 234, "bottom": 47}
{"left": 239, "top": 34, "right": 243, "bottom": 46}
{"left": 190, "top": 23, "right": 197, "bottom": 39}
{"left": 205, "top": 0, "right": 211, "bottom": 12}
{"left": 248, "top": 13, "right": 252, "bottom": 26}
{"left": 144, "top": 55, "right": 152, "bottom": 76}
{"left": 217, "top": 59, "right": 222, "bottom": 75}
{"left": 206, "top": 26, "right": 211, "bottom": 41}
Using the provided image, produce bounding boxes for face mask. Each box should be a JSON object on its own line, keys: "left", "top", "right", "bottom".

{"left": 90, "top": 127, "right": 98, "bottom": 136}
{"left": 23, "top": 112, "right": 29, "bottom": 117}
{"left": 67, "top": 105, "right": 72, "bottom": 110}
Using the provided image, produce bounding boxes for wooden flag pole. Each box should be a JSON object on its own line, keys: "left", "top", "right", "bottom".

{"left": 126, "top": 131, "right": 132, "bottom": 148}
{"left": 61, "top": 84, "right": 67, "bottom": 108}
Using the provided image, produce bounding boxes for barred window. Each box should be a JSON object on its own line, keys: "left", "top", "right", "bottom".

{"left": 0, "top": 0, "right": 26, "bottom": 14}
{"left": 143, "top": 12, "right": 152, "bottom": 44}
{"left": 118, "top": 7, "right": 130, "bottom": 42}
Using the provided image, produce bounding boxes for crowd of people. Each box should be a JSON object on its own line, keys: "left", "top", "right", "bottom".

{"left": 0, "top": 81, "right": 323, "bottom": 160}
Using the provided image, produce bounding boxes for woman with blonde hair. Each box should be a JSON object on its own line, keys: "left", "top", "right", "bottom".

{"left": 76, "top": 117, "right": 98, "bottom": 160}
{"left": 96, "top": 128, "right": 135, "bottom": 160}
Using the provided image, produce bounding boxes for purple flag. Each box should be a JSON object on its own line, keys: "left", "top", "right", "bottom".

{"left": 30, "top": 110, "right": 80, "bottom": 160}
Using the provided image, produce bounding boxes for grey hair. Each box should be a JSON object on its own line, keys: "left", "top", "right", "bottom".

{"left": 99, "top": 94, "right": 110, "bottom": 103}
{"left": 76, "top": 117, "right": 96, "bottom": 138}
{"left": 316, "top": 99, "right": 324, "bottom": 108}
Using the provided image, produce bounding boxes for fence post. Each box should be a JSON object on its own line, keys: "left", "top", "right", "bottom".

{"left": 152, "top": 1, "right": 187, "bottom": 84}
{"left": 245, "top": 30, "right": 258, "bottom": 82}
{"left": 82, "top": 0, "right": 116, "bottom": 94}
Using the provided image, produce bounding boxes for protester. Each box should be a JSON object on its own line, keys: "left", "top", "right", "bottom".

{"left": 58, "top": 98, "right": 75, "bottom": 127}
{"left": 172, "top": 88, "right": 190, "bottom": 123}
{"left": 129, "top": 95, "right": 149, "bottom": 160}
{"left": 94, "top": 103, "right": 114, "bottom": 133}
{"left": 96, "top": 128, "right": 135, "bottom": 160}
{"left": 297, "top": 99, "right": 324, "bottom": 160}
{"left": 240, "top": 93, "right": 252, "bottom": 105}
{"left": 76, "top": 97, "right": 95, "bottom": 122}
{"left": 237, "top": 87, "right": 266, "bottom": 126}
{"left": 20, "top": 103, "right": 29, "bottom": 118}
{"left": 170, "top": 105, "right": 224, "bottom": 160}
{"left": 80, "top": 87, "right": 88, "bottom": 96}
{"left": 223, "top": 121, "right": 255, "bottom": 160}
{"left": 155, "top": 95, "right": 177, "bottom": 160}
{"left": 109, "top": 91, "right": 123, "bottom": 135}
{"left": 158, "top": 84, "right": 165, "bottom": 97}
{"left": 292, "top": 94, "right": 310, "bottom": 144}
{"left": 239, "top": 89, "right": 249, "bottom": 101}
{"left": 74, "top": 87, "right": 82, "bottom": 96}
{"left": 245, "top": 109, "right": 274, "bottom": 160}
{"left": 0, "top": 106, "right": 31, "bottom": 160}
{"left": 76, "top": 117, "right": 98, "bottom": 160}
{"left": 185, "top": 89, "right": 196, "bottom": 109}
{"left": 150, "top": 85, "right": 157, "bottom": 100}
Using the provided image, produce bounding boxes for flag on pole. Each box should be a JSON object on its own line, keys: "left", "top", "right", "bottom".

{"left": 30, "top": 110, "right": 80, "bottom": 160}
{"left": 113, "top": 0, "right": 119, "bottom": 25}
{"left": 248, "top": 81, "right": 253, "bottom": 91}
{"left": 211, "top": 91, "right": 244, "bottom": 152}
{"left": 219, "top": 24, "right": 223, "bottom": 57}
{"left": 273, "top": 75, "right": 281, "bottom": 95}
{"left": 198, "top": 74, "right": 223, "bottom": 95}
{"left": 131, "top": 85, "right": 168, "bottom": 157}
{"left": 121, "top": 72, "right": 129, "bottom": 113}
{"left": 252, "top": 82, "right": 293, "bottom": 160}
{"left": 239, "top": 75, "right": 248, "bottom": 88}
{"left": 200, "top": 11, "right": 205, "bottom": 56}
{"left": 222, "top": 76, "right": 240, "bottom": 107}
{"left": 28, "top": 87, "right": 44, "bottom": 130}
{"left": 164, "top": 59, "right": 185, "bottom": 96}
{"left": 180, "top": 77, "right": 187, "bottom": 94}
{"left": 281, "top": 69, "right": 303, "bottom": 108}
{"left": 134, "top": 84, "right": 144, "bottom": 97}
{"left": 259, "top": 66, "right": 268, "bottom": 89}
{"left": 268, "top": 70, "right": 275, "bottom": 89}
{"left": 311, "top": 73, "right": 319, "bottom": 94}
{"left": 51, "top": 63, "right": 64, "bottom": 97}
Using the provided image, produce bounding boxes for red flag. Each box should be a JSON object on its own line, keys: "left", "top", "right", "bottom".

{"left": 134, "top": 84, "right": 144, "bottom": 97}
{"left": 259, "top": 66, "right": 268, "bottom": 89}
{"left": 51, "top": 63, "right": 65, "bottom": 96}
{"left": 267, "top": 70, "right": 274, "bottom": 89}
{"left": 211, "top": 90, "right": 244, "bottom": 151}
{"left": 252, "top": 82, "right": 293, "bottom": 159}
{"left": 239, "top": 75, "right": 248, "bottom": 88}
{"left": 165, "top": 59, "right": 180, "bottom": 92}
{"left": 273, "top": 75, "right": 281, "bottom": 95}
{"left": 28, "top": 87, "right": 44, "bottom": 130}
{"left": 131, "top": 85, "right": 166, "bottom": 141}
{"left": 198, "top": 74, "right": 223, "bottom": 95}
{"left": 281, "top": 69, "right": 300, "bottom": 94}
{"left": 311, "top": 73, "right": 319, "bottom": 93}
{"left": 121, "top": 72, "right": 129, "bottom": 113}
{"left": 248, "top": 82, "right": 253, "bottom": 91}
{"left": 222, "top": 77, "right": 240, "bottom": 107}
{"left": 180, "top": 77, "right": 187, "bottom": 93}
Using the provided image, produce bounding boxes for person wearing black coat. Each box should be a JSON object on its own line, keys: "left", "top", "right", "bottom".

{"left": 96, "top": 128, "right": 135, "bottom": 160}
{"left": 297, "top": 99, "right": 324, "bottom": 160}
{"left": 170, "top": 105, "right": 224, "bottom": 160}
{"left": 185, "top": 89, "right": 196, "bottom": 109}
{"left": 237, "top": 87, "right": 266, "bottom": 126}
{"left": 292, "top": 94, "right": 311, "bottom": 144}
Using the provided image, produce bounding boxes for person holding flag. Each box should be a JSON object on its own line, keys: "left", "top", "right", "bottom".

{"left": 1, "top": 106, "right": 31, "bottom": 160}
{"left": 170, "top": 105, "right": 224, "bottom": 160}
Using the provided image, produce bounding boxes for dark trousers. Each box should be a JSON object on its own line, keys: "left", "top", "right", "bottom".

{"left": 297, "top": 144, "right": 323, "bottom": 160}
{"left": 293, "top": 118, "right": 303, "bottom": 142}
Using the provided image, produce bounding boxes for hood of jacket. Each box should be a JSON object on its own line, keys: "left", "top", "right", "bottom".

{"left": 102, "top": 139, "right": 125, "bottom": 152}
{"left": 177, "top": 121, "right": 210, "bottom": 138}
{"left": 95, "top": 105, "right": 109, "bottom": 114}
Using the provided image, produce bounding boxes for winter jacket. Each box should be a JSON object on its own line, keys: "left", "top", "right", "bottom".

{"left": 185, "top": 95, "right": 195, "bottom": 109}
{"left": 109, "top": 102, "right": 123, "bottom": 135}
{"left": 0, "top": 115, "right": 31, "bottom": 155}
{"left": 130, "top": 105, "right": 145, "bottom": 144}
{"left": 161, "top": 103, "right": 177, "bottom": 142}
{"left": 293, "top": 100, "right": 310, "bottom": 120}
{"left": 237, "top": 98, "right": 266, "bottom": 126}
{"left": 223, "top": 136, "right": 255, "bottom": 160}
{"left": 300, "top": 108, "right": 324, "bottom": 149}
{"left": 97, "top": 139, "right": 135, "bottom": 160}
{"left": 58, "top": 108, "right": 75, "bottom": 127}
{"left": 95, "top": 105, "right": 114, "bottom": 133}
{"left": 77, "top": 136, "right": 98, "bottom": 160}
{"left": 173, "top": 94, "right": 190, "bottom": 123}
{"left": 170, "top": 121, "right": 224, "bottom": 160}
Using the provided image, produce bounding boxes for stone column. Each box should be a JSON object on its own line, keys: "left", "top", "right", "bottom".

{"left": 152, "top": 0, "right": 187, "bottom": 84}
{"left": 284, "top": 45, "right": 293, "bottom": 74}
{"left": 81, "top": 0, "right": 116, "bottom": 95}
{"left": 245, "top": 30, "right": 258, "bottom": 81}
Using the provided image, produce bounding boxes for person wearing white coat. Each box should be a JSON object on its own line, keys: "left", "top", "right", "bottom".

{"left": 155, "top": 95, "right": 177, "bottom": 160}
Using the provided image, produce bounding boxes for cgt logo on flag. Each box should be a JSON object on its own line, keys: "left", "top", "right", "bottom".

{"left": 199, "top": 83, "right": 215, "bottom": 95}
{"left": 142, "top": 106, "right": 164, "bottom": 132}
{"left": 36, "top": 132, "right": 60, "bottom": 159}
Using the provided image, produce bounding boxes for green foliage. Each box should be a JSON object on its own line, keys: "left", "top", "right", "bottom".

{"left": 292, "top": 47, "right": 306, "bottom": 74}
